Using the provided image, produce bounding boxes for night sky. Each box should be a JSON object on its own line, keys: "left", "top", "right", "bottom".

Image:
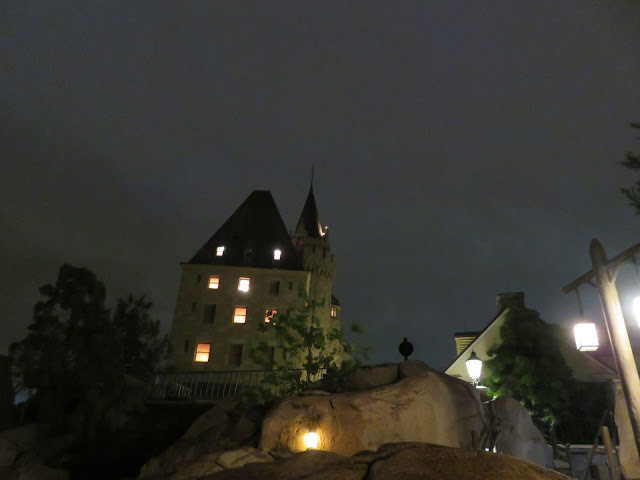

{"left": 2, "top": 2, "right": 640, "bottom": 370}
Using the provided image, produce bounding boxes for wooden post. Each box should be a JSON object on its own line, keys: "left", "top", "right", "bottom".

{"left": 601, "top": 426, "right": 620, "bottom": 480}
{"left": 591, "top": 238, "right": 640, "bottom": 463}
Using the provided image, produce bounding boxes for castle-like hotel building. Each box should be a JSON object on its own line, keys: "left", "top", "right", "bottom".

{"left": 167, "top": 187, "right": 340, "bottom": 371}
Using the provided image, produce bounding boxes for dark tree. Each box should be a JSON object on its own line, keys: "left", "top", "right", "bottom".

{"left": 112, "top": 294, "right": 167, "bottom": 379}
{"left": 483, "top": 307, "right": 609, "bottom": 442}
{"left": 621, "top": 122, "right": 640, "bottom": 214}
{"left": 9, "top": 264, "right": 166, "bottom": 428}
{"left": 483, "top": 308, "right": 573, "bottom": 425}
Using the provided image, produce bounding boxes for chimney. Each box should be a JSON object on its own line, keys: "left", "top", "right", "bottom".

{"left": 496, "top": 292, "right": 525, "bottom": 315}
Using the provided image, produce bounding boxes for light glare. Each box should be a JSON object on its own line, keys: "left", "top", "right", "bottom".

{"left": 574, "top": 323, "right": 598, "bottom": 352}
{"left": 634, "top": 296, "right": 640, "bottom": 327}
{"left": 304, "top": 431, "right": 319, "bottom": 449}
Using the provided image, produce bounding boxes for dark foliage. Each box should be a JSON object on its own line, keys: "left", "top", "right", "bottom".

{"left": 9, "top": 264, "right": 167, "bottom": 427}
{"left": 249, "top": 285, "right": 366, "bottom": 396}
{"left": 621, "top": 122, "right": 640, "bottom": 214}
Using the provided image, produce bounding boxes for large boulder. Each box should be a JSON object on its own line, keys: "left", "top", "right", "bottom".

{"left": 200, "top": 442, "right": 571, "bottom": 480}
{"left": 491, "top": 397, "right": 552, "bottom": 468}
{"left": 0, "top": 424, "right": 40, "bottom": 468}
{"left": 138, "top": 399, "right": 264, "bottom": 480}
{"left": 260, "top": 368, "right": 486, "bottom": 456}
{"left": 344, "top": 364, "right": 398, "bottom": 391}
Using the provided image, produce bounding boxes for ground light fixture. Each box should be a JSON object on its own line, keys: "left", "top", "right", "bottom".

{"left": 465, "top": 351, "right": 482, "bottom": 386}
{"left": 304, "top": 430, "right": 319, "bottom": 449}
{"left": 574, "top": 322, "right": 599, "bottom": 352}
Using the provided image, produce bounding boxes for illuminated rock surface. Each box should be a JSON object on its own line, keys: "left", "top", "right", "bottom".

{"left": 200, "top": 443, "right": 569, "bottom": 480}
{"left": 261, "top": 364, "right": 486, "bottom": 455}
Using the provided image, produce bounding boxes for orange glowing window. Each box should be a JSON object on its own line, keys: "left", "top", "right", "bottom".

{"left": 265, "top": 308, "right": 278, "bottom": 322}
{"left": 330, "top": 307, "right": 337, "bottom": 318}
{"left": 208, "top": 276, "right": 220, "bottom": 289}
{"left": 234, "top": 307, "right": 247, "bottom": 324}
{"left": 194, "top": 343, "right": 210, "bottom": 363}
{"left": 238, "top": 277, "right": 250, "bottom": 292}
{"left": 216, "top": 246, "right": 225, "bottom": 256}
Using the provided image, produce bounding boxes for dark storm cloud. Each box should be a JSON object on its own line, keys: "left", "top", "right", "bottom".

{"left": 1, "top": 1, "right": 639, "bottom": 369}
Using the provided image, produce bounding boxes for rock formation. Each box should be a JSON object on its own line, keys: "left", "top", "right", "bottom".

{"left": 260, "top": 361, "right": 486, "bottom": 455}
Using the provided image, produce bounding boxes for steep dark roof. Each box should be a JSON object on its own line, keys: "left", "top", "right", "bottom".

{"left": 294, "top": 186, "right": 324, "bottom": 238}
{"left": 189, "top": 190, "right": 300, "bottom": 269}
{"left": 331, "top": 294, "right": 340, "bottom": 307}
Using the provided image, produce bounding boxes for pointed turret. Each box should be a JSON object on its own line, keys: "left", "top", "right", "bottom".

{"left": 293, "top": 186, "right": 325, "bottom": 239}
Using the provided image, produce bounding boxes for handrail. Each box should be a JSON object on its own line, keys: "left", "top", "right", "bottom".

{"left": 147, "top": 368, "right": 326, "bottom": 402}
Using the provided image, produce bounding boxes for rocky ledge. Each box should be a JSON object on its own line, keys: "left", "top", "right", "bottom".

{"left": 198, "top": 442, "right": 570, "bottom": 480}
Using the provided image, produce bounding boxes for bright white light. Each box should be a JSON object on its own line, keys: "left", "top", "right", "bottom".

{"left": 304, "top": 431, "right": 319, "bottom": 449}
{"left": 574, "top": 323, "right": 599, "bottom": 352}
{"left": 238, "top": 277, "right": 250, "bottom": 292}
{"left": 208, "top": 276, "right": 220, "bottom": 289}
{"left": 274, "top": 249, "right": 282, "bottom": 260}
{"left": 466, "top": 354, "right": 482, "bottom": 382}
{"left": 634, "top": 296, "right": 640, "bottom": 327}
{"left": 216, "top": 246, "right": 225, "bottom": 256}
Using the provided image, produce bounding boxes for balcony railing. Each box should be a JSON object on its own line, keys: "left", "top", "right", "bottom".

{"left": 147, "top": 368, "right": 325, "bottom": 402}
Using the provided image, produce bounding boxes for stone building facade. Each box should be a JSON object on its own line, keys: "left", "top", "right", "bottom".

{"left": 167, "top": 188, "right": 341, "bottom": 371}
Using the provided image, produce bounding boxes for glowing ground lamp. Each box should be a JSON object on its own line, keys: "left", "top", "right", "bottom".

{"left": 465, "top": 351, "right": 482, "bottom": 386}
{"left": 574, "top": 322, "right": 599, "bottom": 352}
{"left": 304, "top": 430, "right": 319, "bottom": 449}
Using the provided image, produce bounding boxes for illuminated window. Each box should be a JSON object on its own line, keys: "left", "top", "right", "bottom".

{"left": 265, "top": 308, "right": 278, "bottom": 322}
{"left": 274, "top": 249, "right": 282, "bottom": 260}
{"left": 234, "top": 306, "right": 247, "bottom": 324}
{"left": 194, "top": 343, "right": 210, "bottom": 362}
{"left": 216, "top": 246, "right": 225, "bottom": 256}
{"left": 208, "top": 276, "right": 220, "bottom": 289}
{"left": 238, "top": 277, "right": 250, "bottom": 292}
{"left": 330, "top": 307, "right": 337, "bottom": 318}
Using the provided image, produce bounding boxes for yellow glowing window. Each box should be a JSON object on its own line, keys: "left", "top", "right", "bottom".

{"left": 234, "top": 307, "right": 247, "bottom": 324}
{"left": 265, "top": 308, "right": 278, "bottom": 322}
{"left": 208, "top": 276, "right": 220, "bottom": 289}
{"left": 216, "top": 246, "right": 225, "bottom": 256}
{"left": 330, "top": 307, "right": 337, "bottom": 318}
{"left": 238, "top": 277, "right": 250, "bottom": 292}
{"left": 194, "top": 343, "right": 210, "bottom": 363}
{"left": 273, "top": 249, "right": 282, "bottom": 260}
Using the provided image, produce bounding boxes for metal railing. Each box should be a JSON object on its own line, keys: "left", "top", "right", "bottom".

{"left": 147, "top": 368, "right": 325, "bottom": 402}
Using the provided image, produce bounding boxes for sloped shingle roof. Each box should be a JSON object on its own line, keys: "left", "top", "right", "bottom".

{"left": 189, "top": 190, "right": 301, "bottom": 270}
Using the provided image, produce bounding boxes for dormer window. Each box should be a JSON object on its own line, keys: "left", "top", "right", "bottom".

{"left": 273, "top": 249, "right": 282, "bottom": 260}
{"left": 331, "top": 307, "right": 337, "bottom": 318}
{"left": 238, "top": 277, "right": 250, "bottom": 292}
{"left": 208, "top": 276, "right": 220, "bottom": 289}
{"left": 216, "top": 246, "right": 225, "bottom": 256}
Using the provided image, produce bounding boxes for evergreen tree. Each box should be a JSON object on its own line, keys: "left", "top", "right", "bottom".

{"left": 9, "top": 264, "right": 166, "bottom": 426}
{"left": 483, "top": 308, "right": 573, "bottom": 425}
{"left": 621, "top": 122, "right": 640, "bottom": 214}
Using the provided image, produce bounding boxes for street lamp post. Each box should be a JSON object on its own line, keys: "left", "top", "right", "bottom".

{"left": 563, "top": 238, "right": 640, "bottom": 459}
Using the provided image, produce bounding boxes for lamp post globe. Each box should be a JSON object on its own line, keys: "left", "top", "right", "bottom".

{"left": 466, "top": 351, "right": 482, "bottom": 386}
